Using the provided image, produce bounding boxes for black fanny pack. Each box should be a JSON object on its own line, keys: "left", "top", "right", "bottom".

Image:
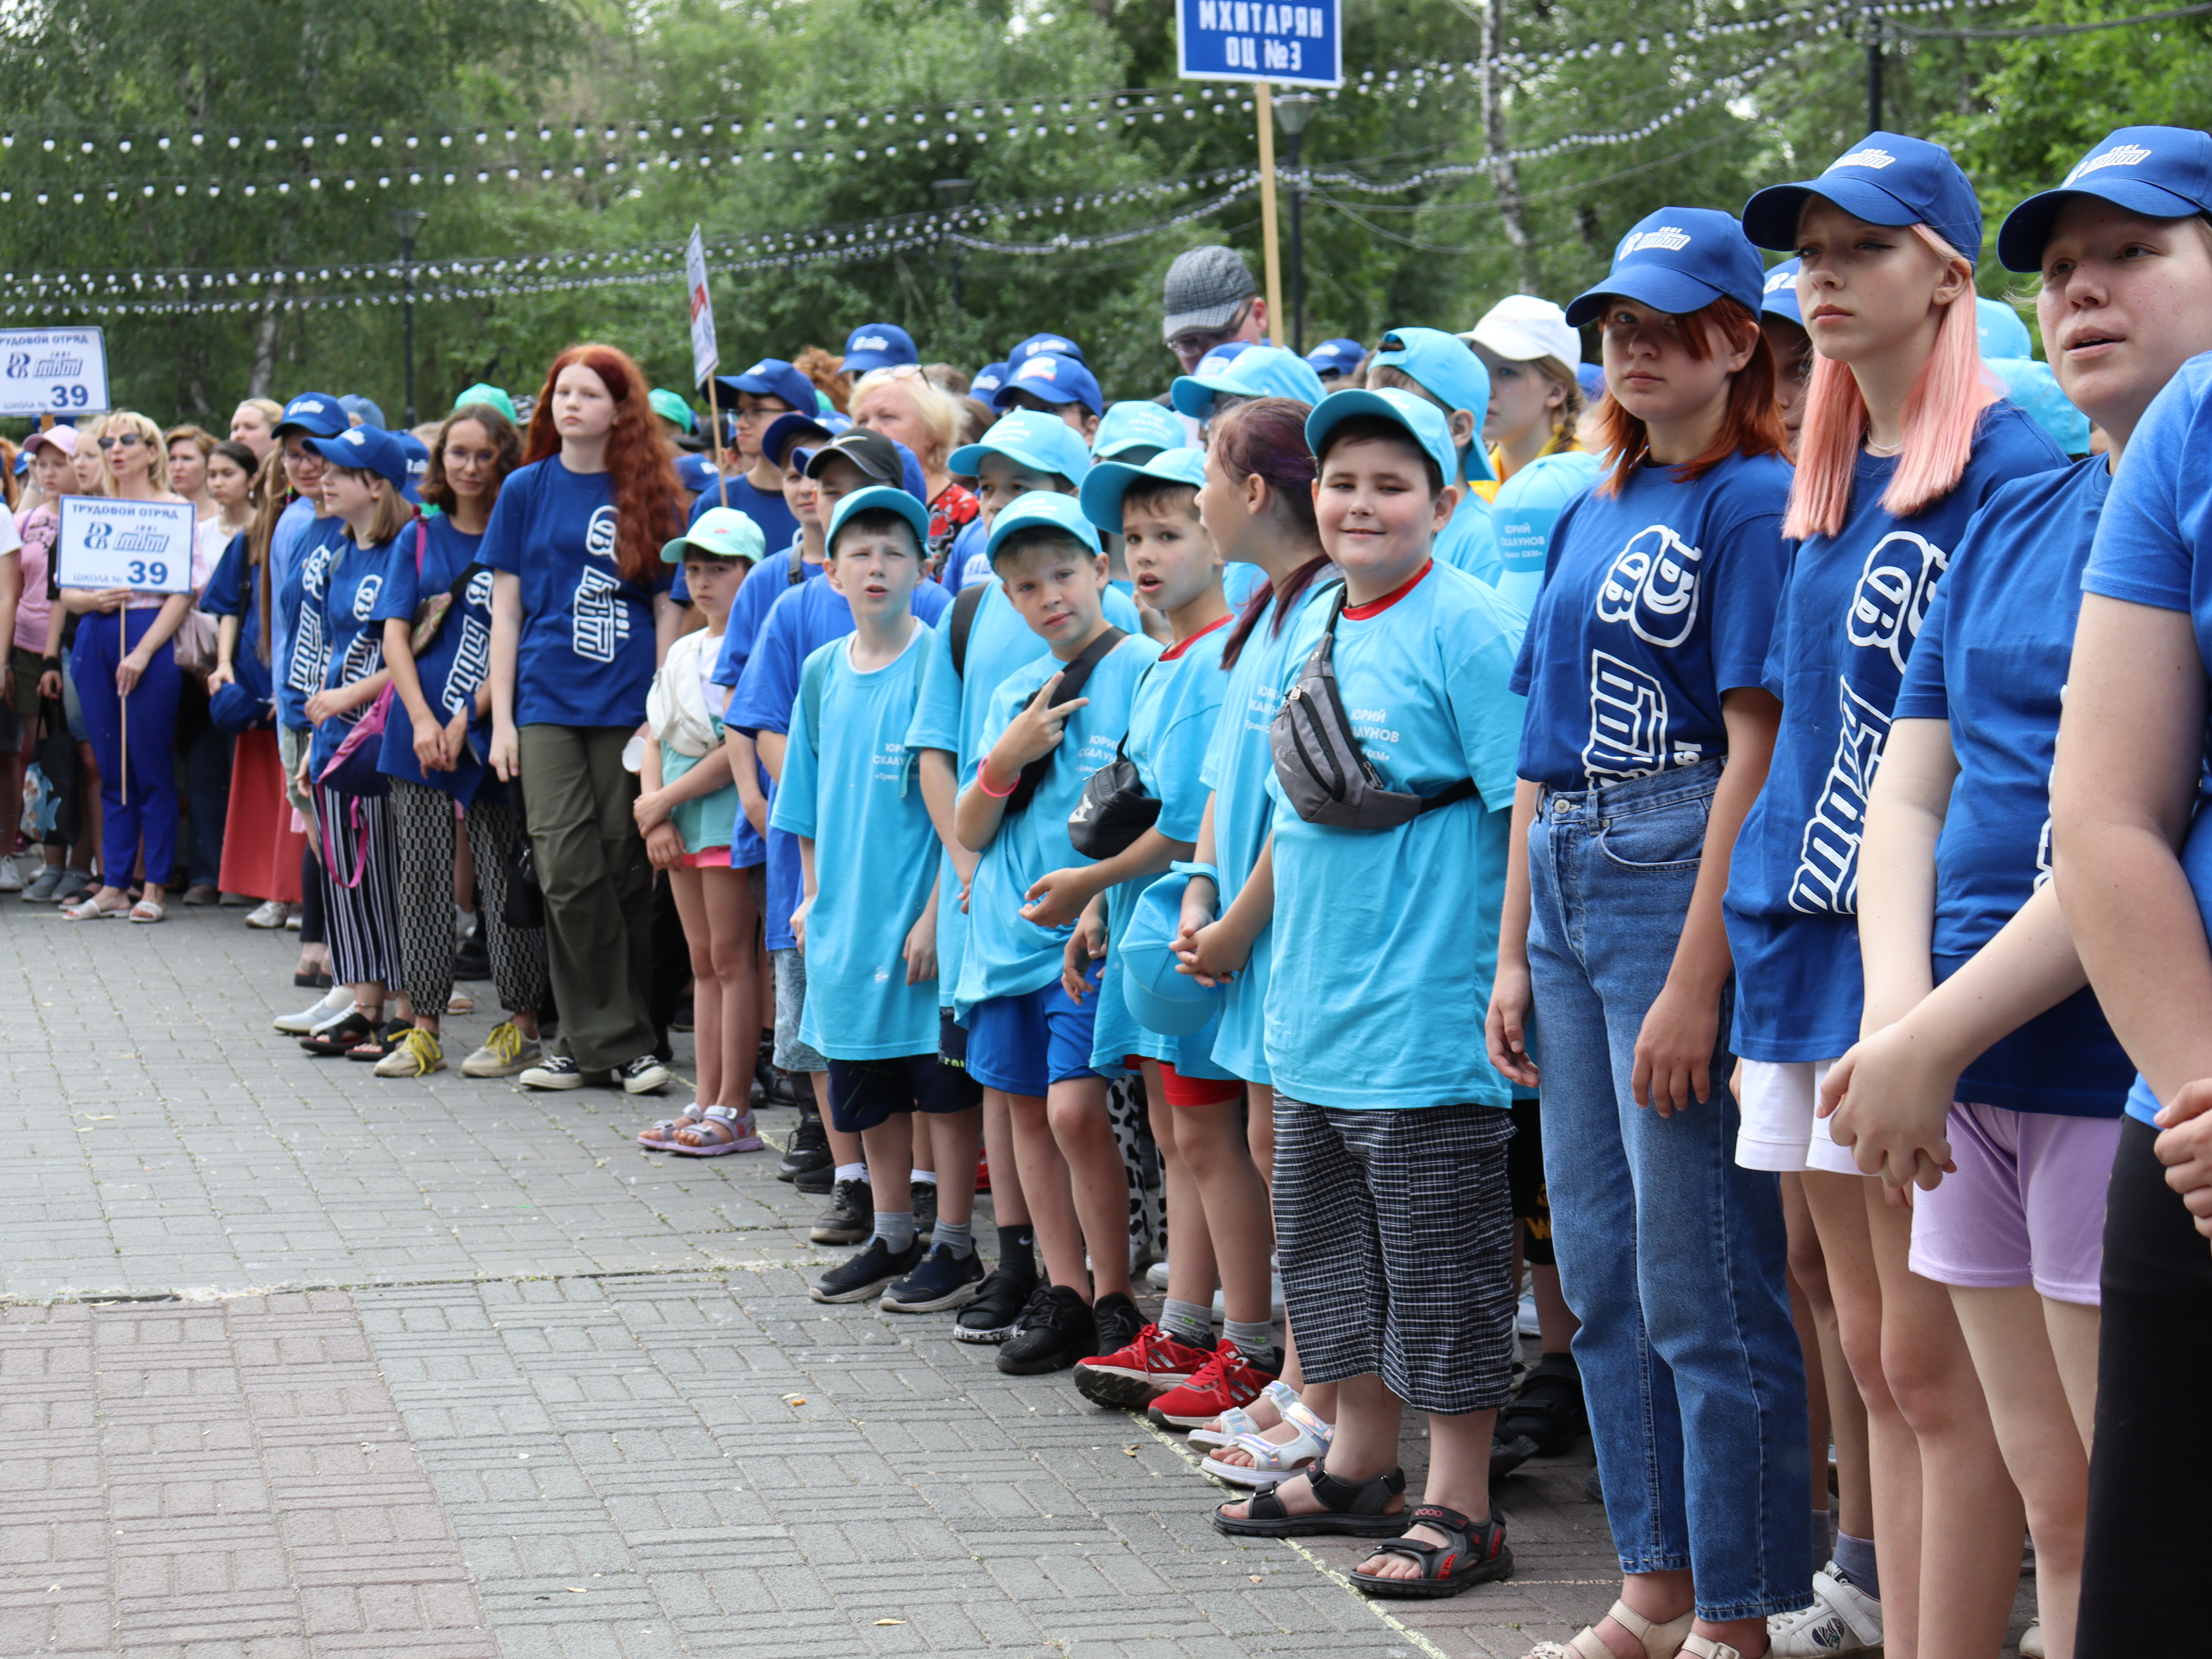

{"left": 1005, "top": 625, "right": 1127, "bottom": 815}
{"left": 1269, "top": 585, "right": 1477, "bottom": 829}
{"left": 1068, "top": 733, "right": 1162, "bottom": 858}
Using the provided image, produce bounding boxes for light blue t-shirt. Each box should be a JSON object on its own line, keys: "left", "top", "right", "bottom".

{"left": 275, "top": 513, "right": 347, "bottom": 732}
{"left": 1433, "top": 489, "right": 1502, "bottom": 585}
{"left": 954, "top": 631, "right": 1164, "bottom": 1019}
{"left": 1088, "top": 618, "right": 1235, "bottom": 1080}
{"left": 2079, "top": 352, "right": 2212, "bottom": 1126}
{"left": 1263, "top": 561, "right": 1526, "bottom": 1109}
{"left": 1727, "top": 402, "right": 2067, "bottom": 1062}
{"left": 1492, "top": 450, "right": 1602, "bottom": 623}
{"left": 771, "top": 625, "right": 940, "bottom": 1059}
{"left": 1890, "top": 459, "right": 2130, "bottom": 1117}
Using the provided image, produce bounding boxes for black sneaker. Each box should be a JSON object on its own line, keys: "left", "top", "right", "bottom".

{"left": 1498, "top": 1354, "right": 1588, "bottom": 1457}
{"left": 809, "top": 1177, "right": 872, "bottom": 1245}
{"left": 810, "top": 1236, "right": 925, "bottom": 1304}
{"left": 882, "top": 1243, "right": 985, "bottom": 1313}
{"left": 453, "top": 937, "right": 491, "bottom": 980}
{"left": 793, "top": 1153, "right": 835, "bottom": 1196}
{"left": 777, "top": 1107, "right": 830, "bottom": 1185}
{"left": 954, "top": 1262, "right": 1039, "bottom": 1344}
{"left": 1090, "top": 1290, "right": 1144, "bottom": 1359}
{"left": 910, "top": 1180, "right": 939, "bottom": 1233}
{"left": 1489, "top": 1429, "right": 1540, "bottom": 1479}
{"left": 996, "top": 1284, "right": 1096, "bottom": 1376}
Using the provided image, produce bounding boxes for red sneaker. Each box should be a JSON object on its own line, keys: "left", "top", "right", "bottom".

{"left": 1145, "top": 1340, "right": 1279, "bottom": 1429}
{"left": 1072, "top": 1323, "right": 1213, "bottom": 1411}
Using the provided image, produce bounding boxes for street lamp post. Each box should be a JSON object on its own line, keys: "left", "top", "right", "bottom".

{"left": 934, "top": 178, "right": 976, "bottom": 312}
{"left": 390, "top": 207, "right": 429, "bottom": 425}
{"left": 1271, "top": 95, "right": 1321, "bottom": 355}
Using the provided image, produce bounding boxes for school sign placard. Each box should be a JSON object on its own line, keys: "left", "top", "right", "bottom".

{"left": 1177, "top": 0, "right": 1342, "bottom": 86}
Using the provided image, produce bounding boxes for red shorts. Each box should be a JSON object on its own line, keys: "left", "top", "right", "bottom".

{"left": 1127, "top": 1057, "right": 1243, "bottom": 1108}
{"left": 680, "top": 846, "right": 731, "bottom": 869}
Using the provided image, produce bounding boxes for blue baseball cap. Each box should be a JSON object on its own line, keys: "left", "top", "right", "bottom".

{"left": 1976, "top": 295, "right": 2033, "bottom": 360}
{"left": 662, "top": 506, "right": 767, "bottom": 564}
{"left": 340, "top": 393, "right": 387, "bottom": 430}
{"left": 393, "top": 431, "right": 430, "bottom": 503}
{"left": 761, "top": 411, "right": 836, "bottom": 470}
{"left": 674, "top": 452, "right": 720, "bottom": 495}
{"left": 1090, "top": 400, "right": 1189, "bottom": 461}
{"left": 993, "top": 352, "right": 1105, "bottom": 417}
{"left": 948, "top": 409, "right": 1094, "bottom": 486}
{"left": 274, "top": 392, "right": 348, "bottom": 439}
{"left": 970, "top": 361, "right": 1011, "bottom": 398}
{"left": 1998, "top": 126, "right": 2212, "bottom": 272}
{"left": 1306, "top": 338, "right": 1368, "bottom": 381}
{"left": 1304, "top": 387, "right": 1459, "bottom": 496}
{"left": 1171, "top": 345, "right": 1326, "bottom": 420}
{"left": 827, "top": 483, "right": 931, "bottom": 555}
{"left": 1010, "top": 331, "right": 1086, "bottom": 365}
{"left": 1743, "top": 132, "right": 1983, "bottom": 264}
{"left": 842, "top": 322, "right": 918, "bottom": 374}
{"left": 1576, "top": 362, "right": 1606, "bottom": 401}
{"left": 304, "top": 423, "right": 411, "bottom": 489}
{"left": 1566, "top": 207, "right": 1767, "bottom": 326}
{"left": 984, "top": 489, "right": 1103, "bottom": 564}
{"left": 1760, "top": 258, "right": 1805, "bottom": 326}
{"left": 1118, "top": 868, "right": 1222, "bottom": 1034}
{"left": 1079, "top": 448, "right": 1209, "bottom": 536}
{"left": 714, "top": 358, "right": 816, "bottom": 416}
{"left": 1370, "top": 326, "right": 1496, "bottom": 482}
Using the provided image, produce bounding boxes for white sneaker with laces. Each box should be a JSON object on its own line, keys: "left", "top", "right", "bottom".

{"left": 273, "top": 985, "right": 354, "bottom": 1035}
{"left": 0, "top": 860, "right": 22, "bottom": 893}
{"left": 244, "top": 899, "right": 287, "bottom": 929}
{"left": 1769, "top": 1566, "right": 1882, "bottom": 1656}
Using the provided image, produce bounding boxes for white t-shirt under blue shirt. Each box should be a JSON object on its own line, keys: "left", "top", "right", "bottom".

{"left": 2080, "top": 351, "right": 2212, "bottom": 1128}
{"left": 1727, "top": 401, "right": 2066, "bottom": 1062}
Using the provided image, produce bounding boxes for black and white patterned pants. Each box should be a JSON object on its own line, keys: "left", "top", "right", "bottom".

{"left": 313, "top": 783, "right": 400, "bottom": 990}
{"left": 386, "top": 778, "right": 548, "bottom": 1018}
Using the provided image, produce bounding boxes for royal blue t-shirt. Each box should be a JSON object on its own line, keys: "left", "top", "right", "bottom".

{"left": 198, "top": 531, "right": 274, "bottom": 710}
{"left": 732, "top": 574, "right": 951, "bottom": 951}
{"left": 1492, "top": 450, "right": 1602, "bottom": 624}
{"left": 2080, "top": 352, "right": 2212, "bottom": 1127}
{"left": 940, "top": 516, "right": 989, "bottom": 593}
{"left": 1889, "top": 459, "right": 2129, "bottom": 1117}
{"left": 1265, "top": 562, "right": 1527, "bottom": 1109}
{"left": 268, "top": 495, "right": 319, "bottom": 711}
{"left": 307, "top": 530, "right": 399, "bottom": 775}
{"left": 671, "top": 474, "right": 798, "bottom": 605}
{"left": 372, "top": 516, "right": 498, "bottom": 805}
{"left": 1728, "top": 403, "right": 2067, "bottom": 1061}
{"left": 479, "top": 457, "right": 673, "bottom": 729}
{"left": 770, "top": 626, "right": 939, "bottom": 1059}
{"left": 1512, "top": 450, "right": 1794, "bottom": 791}
{"left": 276, "top": 514, "right": 348, "bottom": 732}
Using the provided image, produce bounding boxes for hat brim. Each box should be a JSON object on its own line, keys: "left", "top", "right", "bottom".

{"left": 827, "top": 486, "right": 931, "bottom": 552}
{"left": 803, "top": 446, "right": 896, "bottom": 485}
{"left": 302, "top": 433, "right": 406, "bottom": 487}
{"left": 992, "top": 379, "right": 1088, "bottom": 410}
{"left": 1565, "top": 267, "right": 1730, "bottom": 328}
{"left": 273, "top": 413, "right": 348, "bottom": 439}
{"left": 1076, "top": 462, "right": 1147, "bottom": 536}
{"left": 1161, "top": 299, "right": 1251, "bottom": 344}
{"left": 842, "top": 350, "right": 915, "bottom": 375}
{"left": 1168, "top": 374, "right": 1237, "bottom": 419}
{"left": 949, "top": 438, "right": 1074, "bottom": 484}
{"left": 1761, "top": 286, "right": 1806, "bottom": 326}
{"left": 1303, "top": 389, "right": 1459, "bottom": 491}
{"left": 1742, "top": 177, "right": 1926, "bottom": 250}
{"left": 1997, "top": 176, "right": 2207, "bottom": 271}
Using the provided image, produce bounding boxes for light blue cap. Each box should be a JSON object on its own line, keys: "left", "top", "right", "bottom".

{"left": 1976, "top": 295, "right": 2033, "bottom": 360}
{"left": 826, "top": 484, "right": 932, "bottom": 553}
{"left": 339, "top": 393, "right": 387, "bottom": 430}
{"left": 663, "top": 506, "right": 767, "bottom": 564}
{"left": 984, "top": 490, "right": 1102, "bottom": 564}
{"left": 1988, "top": 358, "right": 2091, "bottom": 455}
{"left": 1118, "top": 868, "right": 1222, "bottom": 1034}
{"left": 1370, "top": 326, "right": 1496, "bottom": 482}
{"left": 948, "top": 409, "right": 1094, "bottom": 486}
{"left": 1078, "top": 448, "right": 1209, "bottom": 536}
{"left": 1761, "top": 258, "right": 1805, "bottom": 326}
{"left": 1170, "top": 345, "right": 1326, "bottom": 420}
{"left": 1304, "top": 387, "right": 1459, "bottom": 496}
{"left": 1090, "top": 400, "right": 1189, "bottom": 460}
{"left": 1188, "top": 340, "right": 1253, "bottom": 380}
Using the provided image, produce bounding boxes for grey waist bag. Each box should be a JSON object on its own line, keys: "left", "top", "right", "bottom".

{"left": 1268, "top": 585, "right": 1478, "bottom": 830}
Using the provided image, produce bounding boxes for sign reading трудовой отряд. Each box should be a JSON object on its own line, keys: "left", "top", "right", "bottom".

{"left": 0, "top": 326, "right": 110, "bottom": 417}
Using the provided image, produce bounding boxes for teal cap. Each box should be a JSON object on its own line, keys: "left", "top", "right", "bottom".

{"left": 1079, "top": 448, "right": 1208, "bottom": 536}
{"left": 827, "top": 484, "right": 931, "bottom": 553}
{"left": 661, "top": 506, "right": 766, "bottom": 564}
{"left": 948, "top": 409, "right": 1094, "bottom": 486}
{"left": 649, "top": 388, "right": 697, "bottom": 432}
{"left": 451, "top": 383, "right": 517, "bottom": 425}
{"left": 1370, "top": 326, "right": 1497, "bottom": 482}
{"left": 985, "top": 490, "right": 1103, "bottom": 565}
{"left": 1304, "top": 387, "right": 1460, "bottom": 497}
{"left": 1170, "top": 345, "right": 1326, "bottom": 421}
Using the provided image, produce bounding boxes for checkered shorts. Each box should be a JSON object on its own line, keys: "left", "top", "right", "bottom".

{"left": 1272, "top": 1097, "right": 1518, "bottom": 1416}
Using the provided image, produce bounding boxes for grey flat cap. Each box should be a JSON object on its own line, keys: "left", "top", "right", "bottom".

{"left": 1161, "top": 246, "right": 1258, "bottom": 343}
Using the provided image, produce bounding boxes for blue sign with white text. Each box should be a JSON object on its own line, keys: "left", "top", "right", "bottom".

{"left": 1177, "top": 0, "right": 1342, "bottom": 87}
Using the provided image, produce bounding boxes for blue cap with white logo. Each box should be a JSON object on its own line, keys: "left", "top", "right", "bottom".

{"left": 984, "top": 489, "right": 1103, "bottom": 565}
{"left": 303, "top": 423, "right": 411, "bottom": 489}
{"left": 1304, "top": 387, "right": 1460, "bottom": 499}
{"left": 948, "top": 409, "right": 1095, "bottom": 486}
{"left": 1090, "top": 400, "right": 1189, "bottom": 462}
{"left": 1369, "top": 326, "right": 1496, "bottom": 482}
{"left": 1188, "top": 340, "right": 1253, "bottom": 381}
{"left": 760, "top": 411, "right": 837, "bottom": 471}
{"left": 714, "top": 358, "right": 816, "bottom": 416}
{"left": 826, "top": 484, "right": 932, "bottom": 555}
{"left": 1010, "top": 332, "right": 1086, "bottom": 365}
{"left": 1171, "top": 345, "right": 1326, "bottom": 420}
{"left": 842, "top": 322, "right": 919, "bottom": 374}
{"left": 1078, "top": 448, "right": 1209, "bottom": 536}
{"left": 993, "top": 352, "right": 1104, "bottom": 417}
{"left": 1566, "top": 207, "right": 1768, "bottom": 326}
{"left": 274, "top": 392, "right": 348, "bottom": 439}
{"left": 1306, "top": 338, "right": 1368, "bottom": 381}
{"left": 1998, "top": 125, "right": 2212, "bottom": 272}
{"left": 1760, "top": 257, "right": 1805, "bottom": 326}
{"left": 674, "top": 452, "right": 720, "bottom": 495}
{"left": 1742, "top": 132, "right": 1983, "bottom": 264}
{"left": 970, "top": 361, "right": 1011, "bottom": 398}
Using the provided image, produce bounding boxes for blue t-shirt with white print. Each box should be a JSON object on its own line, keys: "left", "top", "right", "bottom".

{"left": 2080, "top": 352, "right": 2212, "bottom": 1127}
{"left": 1727, "top": 401, "right": 2066, "bottom": 1062}
{"left": 1493, "top": 450, "right": 1602, "bottom": 623}
{"left": 1891, "top": 458, "right": 2129, "bottom": 1117}
{"left": 1264, "top": 562, "right": 1527, "bottom": 1109}
{"left": 276, "top": 513, "right": 347, "bottom": 732}
{"left": 307, "top": 529, "right": 398, "bottom": 776}
{"left": 770, "top": 626, "right": 939, "bottom": 1059}
{"left": 953, "top": 632, "right": 1163, "bottom": 1019}
{"left": 1511, "top": 450, "right": 1793, "bottom": 791}
{"left": 268, "top": 495, "right": 319, "bottom": 717}
{"left": 372, "top": 515, "right": 498, "bottom": 805}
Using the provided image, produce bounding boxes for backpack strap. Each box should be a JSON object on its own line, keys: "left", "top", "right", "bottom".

{"left": 788, "top": 544, "right": 805, "bottom": 586}
{"left": 1005, "top": 626, "right": 1128, "bottom": 815}
{"left": 949, "top": 581, "right": 986, "bottom": 679}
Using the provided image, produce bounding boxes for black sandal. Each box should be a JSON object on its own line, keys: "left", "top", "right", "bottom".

{"left": 299, "top": 1011, "right": 376, "bottom": 1057}
{"left": 1499, "top": 1354, "right": 1587, "bottom": 1456}
{"left": 346, "top": 1019, "right": 414, "bottom": 1062}
{"left": 1351, "top": 1504, "right": 1514, "bottom": 1599}
{"left": 1211, "top": 1460, "right": 1407, "bottom": 1538}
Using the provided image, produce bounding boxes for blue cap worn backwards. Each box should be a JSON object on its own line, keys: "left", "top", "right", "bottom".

{"left": 826, "top": 484, "right": 932, "bottom": 554}
{"left": 1370, "top": 326, "right": 1496, "bottom": 482}
{"left": 842, "top": 322, "right": 919, "bottom": 374}
{"left": 1304, "top": 387, "right": 1459, "bottom": 497}
{"left": 275, "top": 392, "right": 348, "bottom": 439}
{"left": 1090, "top": 400, "right": 1189, "bottom": 462}
{"left": 1761, "top": 257, "right": 1805, "bottom": 326}
{"left": 1010, "top": 332, "right": 1086, "bottom": 365}
{"left": 993, "top": 352, "right": 1104, "bottom": 416}
{"left": 304, "top": 423, "right": 411, "bottom": 489}
{"left": 1171, "top": 345, "right": 1325, "bottom": 421}
{"left": 1566, "top": 208, "right": 1767, "bottom": 327}
{"left": 1306, "top": 338, "right": 1368, "bottom": 380}
{"left": 970, "top": 362, "right": 1011, "bottom": 398}
{"left": 1079, "top": 448, "right": 1209, "bottom": 537}
{"left": 1742, "top": 131, "right": 1983, "bottom": 264}
{"left": 949, "top": 409, "right": 1095, "bottom": 486}
{"left": 715, "top": 358, "right": 816, "bottom": 415}
{"left": 1998, "top": 126, "right": 2212, "bottom": 272}
{"left": 985, "top": 490, "right": 1103, "bottom": 566}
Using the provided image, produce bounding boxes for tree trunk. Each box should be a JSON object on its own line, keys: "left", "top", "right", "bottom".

{"left": 247, "top": 295, "right": 283, "bottom": 400}
{"left": 1480, "top": 0, "right": 1540, "bottom": 293}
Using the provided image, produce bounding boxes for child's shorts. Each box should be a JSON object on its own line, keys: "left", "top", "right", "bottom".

{"left": 770, "top": 946, "right": 828, "bottom": 1075}
{"left": 966, "top": 973, "right": 1103, "bottom": 1098}
{"left": 1146, "top": 1059, "right": 1243, "bottom": 1108}
{"left": 1506, "top": 1095, "right": 1555, "bottom": 1266}
{"left": 1735, "top": 1058, "right": 1860, "bottom": 1175}
{"left": 679, "top": 845, "right": 730, "bottom": 869}
{"left": 1908, "top": 1102, "right": 2122, "bottom": 1305}
{"left": 827, "top": 1050, "right": 984, "bottom": 1134}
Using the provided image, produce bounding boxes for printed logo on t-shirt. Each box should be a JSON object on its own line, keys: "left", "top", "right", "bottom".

{"left": 1594, "top": 524, "right": 1703, "bottom": 647}
{"left": 1584, "top": 651, "right": 1703, "bottom": 781}
{"left": 571, "top": 564, "right": 631, "bottom": 663}
{"left": 2065, "top": 144, "right": 2152, "bottom": 185}
{"left": 1832, "top": 147, "right": 1896, "bottom": 171}
{"left": 584, "top": 505, "right": 617, "bottom": 562}
{"left": 465, "top": 569, "right": 494, "bottom": 610}
{"left": 444, "top": 614, "right": 492, "bottom": 719}
{"left": 285, "top": 542, "right": 336, "bottom": 697}
{"left": 1789, "top": 681, "right": 1887, "bottom": 912}
{"left": 1845, "top": 530, "right": 1945, "bottom": 673}
{"left": 349, "top": 573, "right": 382, "bottom": 622}
{"left": 332, "top": 628, "right": 384, "bottom": 722}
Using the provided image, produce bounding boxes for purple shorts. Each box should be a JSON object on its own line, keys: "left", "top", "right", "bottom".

{"left": 1908, "top": 1102, "right": 2122, "bottom": 1305}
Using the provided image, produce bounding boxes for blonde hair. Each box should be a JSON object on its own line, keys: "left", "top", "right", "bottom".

{"left": 1783, "top": 224, "right": 1996, "bottom": 541}
{"left": 852, "top": 366, "right": 965, "bottom": 472}
{"left": 1526, "top": 354, "right": 1586, "bottom": 448}
{"left": 330, "top": 467, "right": 415, "bottom": 547}
{"left": 234, "top": 397, "right": 283, "bottom": 431}
{"left": 97, "top": 410, "right": 170, "bottom": 494}
{"left": 164, "top": 422, "right": 217, "bottom": 459}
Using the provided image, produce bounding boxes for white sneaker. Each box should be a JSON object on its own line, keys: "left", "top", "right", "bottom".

{"left": 1208, "top": 1271, "right": 1288, "bottom": 1321}
{"left": 1146, "top": 1259, "right": 1172, "bottom": 1290}
{"left": 1769, "top": 1566, "right": 1882, "bottom": 1656}
{"left": 2018, "top": 1620, "right": 2045, "bottom": 1659}
{"left": 244, "top": 899, "right": 288, "bottom": 929}
{"left": 0, "top": 860, "right": 22, "bottom": 893}
{"left": 273, "top": 985, "right": 354, "bottom": 1035}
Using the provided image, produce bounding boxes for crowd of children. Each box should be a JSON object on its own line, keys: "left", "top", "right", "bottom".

{"left": 16, "top": 118, "right": 2212, "bottom": 1659}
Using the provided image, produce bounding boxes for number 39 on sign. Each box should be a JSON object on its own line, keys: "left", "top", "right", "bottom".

{"left": 56, "top": 497, "right": 196, "bottom": 595}
{"left": 0, "top": 326, "right": 109, "bottom": 418}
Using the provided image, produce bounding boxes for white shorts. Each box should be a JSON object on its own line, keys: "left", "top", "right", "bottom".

{"left": 1735, "top": 1059, "right": 1861, "bottom": 1175}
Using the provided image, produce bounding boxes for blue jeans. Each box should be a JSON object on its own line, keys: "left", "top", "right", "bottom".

{"left": 1527, "top": 758, "right": 1810, "bottom": 1620}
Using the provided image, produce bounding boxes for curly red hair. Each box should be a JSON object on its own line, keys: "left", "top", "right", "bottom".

{"left": 521, "top": 343, "right": 682, "bottom": 583}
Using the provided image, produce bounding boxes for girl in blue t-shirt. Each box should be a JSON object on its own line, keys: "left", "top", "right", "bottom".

{"left": 1724, "top": 136, "right": 2068, "bottom": 1659}
{"left": 486, "top": 344, "right": 683, "bottom": 1096}
{"left": 1488, "top": 208, "right": 1805, "bottom": 1655}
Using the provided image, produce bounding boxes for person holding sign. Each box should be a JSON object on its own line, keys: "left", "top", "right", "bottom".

{"left": 57, "top": 411, "right": 194, "bottom": 923}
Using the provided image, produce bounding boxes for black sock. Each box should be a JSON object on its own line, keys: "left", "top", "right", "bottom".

{"left": 996, "top": 1224, "right": 1035, "bottom": 1276}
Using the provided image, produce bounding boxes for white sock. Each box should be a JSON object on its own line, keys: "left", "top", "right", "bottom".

{"left": 834, "top": 1162, "right": 868, "bottom": 1183}
{"left": 910, "top": 1168, "right": 936, "bottom": 1186}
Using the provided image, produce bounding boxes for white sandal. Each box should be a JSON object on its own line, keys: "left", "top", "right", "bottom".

{"left": 1677, "top": 1638, "right": 1750, "bottom": 1659}
{"left": 1526, "top": 1600, "right": 1696, "bottom": 1659}
{"left": 1189, "top": 1377, "right": 1300, "bottom": 1450}
{"left": 1200, "top": 1392, "right": 1334, "bottom": 1486}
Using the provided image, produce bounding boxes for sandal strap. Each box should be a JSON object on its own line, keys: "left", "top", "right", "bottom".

{"left": 1258, "top": 1379, "right": 1302, "bottom": 1415}
{"left": 1279, "top": 1397, "right": 1336, "bottom": 1445}
{"left": 1676, "top": 1639, "right": 1741, "bottom": 1659}
{"left": 1307, "top": 1460, "right": 1405, "bottom": 1515}
{"left": 1407, "top": 1503, "right": 1475, "bottom": 1536}
{"left": 1607, "top": 1600, "right": 1698, "bottom": 1655}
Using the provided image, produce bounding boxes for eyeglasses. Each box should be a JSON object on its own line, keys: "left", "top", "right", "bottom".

{"left": 1168, "top": 300, "right": 1256, "bottom": 368}
{"left": 95, "top": 432, "right": 145, "bottom": 451}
